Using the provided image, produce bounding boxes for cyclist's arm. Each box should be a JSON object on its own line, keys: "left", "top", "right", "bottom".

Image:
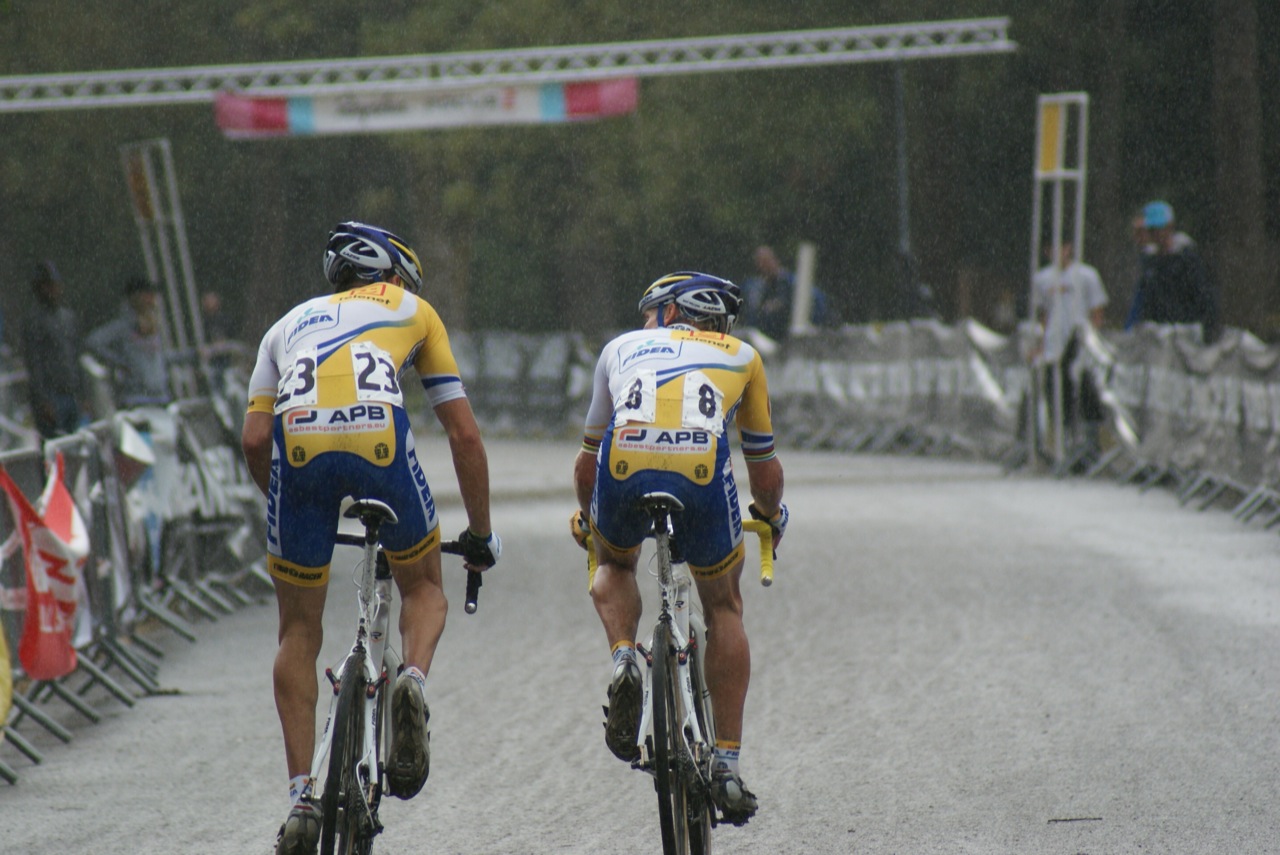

{"left": 744, "top": 456, "right": 784, "bottom": 518}
{"left": 434, "top": 397, "right": 492, "bottom": 537}
{"left": 574, "top": 342, "right": 615, "bottom": 517}
{"left": 241, "top": 409, "right": 273, "bottom": 496}
{"left": 573, "top": 449, "right": 598, "bottom": 516}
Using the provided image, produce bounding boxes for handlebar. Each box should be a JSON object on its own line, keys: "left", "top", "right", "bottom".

{"left": 741, "top": 520, "right": 775, "bottom": 586}
{"left": 439, "top": 541, "right": 482, "bottom": 615}
{"left": 582, "top": 516, "right": 776, "bottom": 591}
{"left": 335, "top": 534, "right": 482, "bottom": 615}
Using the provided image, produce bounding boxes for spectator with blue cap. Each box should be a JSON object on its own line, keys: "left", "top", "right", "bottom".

{"left": 1124, "top": 200, "right": 1219, "bottom": 342}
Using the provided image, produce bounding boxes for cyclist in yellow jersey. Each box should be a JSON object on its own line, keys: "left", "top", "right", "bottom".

{"left": 242, "top": 222, "right": 501, "bottom": 855}
{"left": 571, "top": 271, "right": 788, "bottom": 825}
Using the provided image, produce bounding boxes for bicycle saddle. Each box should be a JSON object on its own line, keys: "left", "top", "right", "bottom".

{"left": 344, "top": 497, "right": 399, "bottom": 528}
{"left": 639, "top": 492, "right": 685, "bottom": 515}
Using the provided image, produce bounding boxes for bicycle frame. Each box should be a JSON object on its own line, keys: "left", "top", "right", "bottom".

{"left": 585, "top": 493, "right": 774, "bottom": 855}
{"left": 636, "top": 503, "right": 710, "bottom": 774}
{"left": 308, "top": 499, "right": 473, "bottom": 854}
{"left": 310, "top": 503, "right": 399, "bottom": 847}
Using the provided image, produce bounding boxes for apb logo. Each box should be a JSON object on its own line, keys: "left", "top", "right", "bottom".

{"left": 291, "top": 446, "right": 306, "bottom": 463}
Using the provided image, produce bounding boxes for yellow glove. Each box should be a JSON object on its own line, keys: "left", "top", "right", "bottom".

{"left": 570, "top": 510, "right": 592, "bottom": 551}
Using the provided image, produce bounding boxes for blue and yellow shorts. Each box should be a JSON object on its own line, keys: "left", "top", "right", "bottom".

{"left": 265, "top": 407, "right": 439, "bottom": 586}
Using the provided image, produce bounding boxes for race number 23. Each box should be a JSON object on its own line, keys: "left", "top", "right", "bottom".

{"left": 350, "top": 341, "right": 404, "bottom": 407}
{"left": 275, "top": 346, "right": 319, "bottom": 411}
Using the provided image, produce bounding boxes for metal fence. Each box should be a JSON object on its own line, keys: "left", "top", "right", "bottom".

{"left": 5, "top": 320, "right": 1280, "bottom": 781}
{"left": 0, "top": 392, "right": 268, "bottom": 783}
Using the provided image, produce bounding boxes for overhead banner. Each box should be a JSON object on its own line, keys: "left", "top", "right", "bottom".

{"left": 215, "top": 78, "right": 638, "bottom": 139}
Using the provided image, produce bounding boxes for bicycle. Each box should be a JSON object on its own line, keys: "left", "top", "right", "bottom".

{"left": 311, "top": 498, "right": 483, "bottom": 855}
{"left": 586, "top": 492, "right": 774, "bottom": 855}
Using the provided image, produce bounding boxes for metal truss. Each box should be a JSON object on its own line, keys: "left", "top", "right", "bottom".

{"left": 0, "top": 18, "right": 1014, "bottom": 112}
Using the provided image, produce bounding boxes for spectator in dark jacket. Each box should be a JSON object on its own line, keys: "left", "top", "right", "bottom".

{"left": 1124, "top": 201, "right": 1219, "bottom": 342}
{"left": 21, "top": 261, "right": 84, "bottom": 438}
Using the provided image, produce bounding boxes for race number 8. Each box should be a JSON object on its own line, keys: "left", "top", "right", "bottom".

{"left": 275, "top": 346, "right": 319, "bottom": 411}
{"left": 615, "top": 369, "right": 656, "bottom": 424}
{"left": 350, "top": 341, "right": 404, "bottom": 406}
{"left": 682, "top": 370, "right": 723, "bottom": 433}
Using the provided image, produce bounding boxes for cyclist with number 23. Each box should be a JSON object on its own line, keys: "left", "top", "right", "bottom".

{"left": 572, "top": 271, "right": 788, "bottom": 826}
{"left": 242, "top": 222, "right": 502, "bottom": 855}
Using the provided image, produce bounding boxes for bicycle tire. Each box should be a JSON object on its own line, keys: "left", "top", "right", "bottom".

{"left": 687, "top": 622, "right": 714, "bottom": 855}
{"left": 377, "top": 647, "right": 402, "bottom": 790}
{"left": 652, "top": 619, "right": 693, "bottom": 855}
{"left": 320, "top": 657, "right": 370, "bottom": 855}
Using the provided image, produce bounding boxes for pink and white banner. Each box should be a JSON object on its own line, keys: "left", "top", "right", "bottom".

{"left": 215, "top": 78, "right": 638, "bottom": 139}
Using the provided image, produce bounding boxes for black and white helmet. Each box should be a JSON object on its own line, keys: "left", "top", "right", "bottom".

{"left": 638, "top": 271, "right": 741, "bottom": 333}
{"left": 323, "top": 221, "right": 424, "bottom": 293}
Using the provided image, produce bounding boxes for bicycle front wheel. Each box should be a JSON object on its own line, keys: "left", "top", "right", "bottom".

{"left": 651, "top": 620, "right": 694, "bottom": 855}
{"left": 320, "top": 658, "right": 372, "bottom": 855}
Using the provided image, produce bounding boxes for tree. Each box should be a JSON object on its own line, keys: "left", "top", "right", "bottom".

{"left": 1212, "top": 0, "right": 1271, "bottom": 328}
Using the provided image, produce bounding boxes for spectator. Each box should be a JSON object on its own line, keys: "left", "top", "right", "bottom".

{"left": 1124, "top": 200, "right": 1219, "bottom": 342}
{"left": 86, "top": 276, "right": 172, "bottom": 408}
{"left": 200, "top": 290, "right": 234, "bottom": 374}
{"left": 1030, "top": 240, "right": 1108, "bottom": 453}
{"left": 200, "top": 291, "right": 229, "bottom": 344}
{"left": 740, "top": 245, "right": 834, "bottom": 341}
{"left": 20, "top": 261, "right": 85, "bottom": 438}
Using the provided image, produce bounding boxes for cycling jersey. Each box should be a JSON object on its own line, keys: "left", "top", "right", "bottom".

{"left": 246, "top": 283, "right": 466, "bottom": 585}
{"left": 581, "top": 325, "right": 776, "bottom": 578}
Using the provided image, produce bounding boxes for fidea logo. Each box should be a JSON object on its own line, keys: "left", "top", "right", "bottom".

{"left": 621, "top": 339, "right": 679, "bottom": 367}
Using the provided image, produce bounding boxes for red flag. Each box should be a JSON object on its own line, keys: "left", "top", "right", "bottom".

{"left": 0, "top": 453, "right": 87, "bottom": 681}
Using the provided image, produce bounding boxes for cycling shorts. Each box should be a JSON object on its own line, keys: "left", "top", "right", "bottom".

{"left": 590, "top": 445, "right": 745, "bottom": 579}
{"left": 266, "top": 407, "right": 439, "bottom": 587}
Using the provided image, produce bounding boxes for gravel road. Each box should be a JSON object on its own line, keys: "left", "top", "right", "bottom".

{"left": 3, "top": 441, "right": 1279, "bottom": 854}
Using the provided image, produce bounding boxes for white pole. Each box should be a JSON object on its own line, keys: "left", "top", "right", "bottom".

{"left": 790, "top": 241, "right": 817, "bottom": 336}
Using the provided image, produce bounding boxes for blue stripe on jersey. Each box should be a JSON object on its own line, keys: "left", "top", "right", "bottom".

{"left": 420, "top": 374, "right": 465, "bottom": 407}
{"left": 739, "top": 427, "right": 776, "bottom": 461}
{"left": 655, "top": 361, "right": 748, "bottom": 384}
{"left": 315, "top": 318, "right": 417, "bottom": 364}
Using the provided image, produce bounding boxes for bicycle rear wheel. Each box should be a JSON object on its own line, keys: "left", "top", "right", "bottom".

{"left": 651, "top": 620, "right": 694, "bottom": 855}
{"left": 320, "top": 658, "right": 372, "bottom": 855}
{"left": 687, "top": 622, "right": 714, "bottom": 854}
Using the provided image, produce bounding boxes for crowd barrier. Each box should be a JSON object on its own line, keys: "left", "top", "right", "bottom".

{"left": 4, "top": 320, "right": 1278, "bottom": 781}
{"left": 768, "top": 320, "right": 1280, "bottom": 523}
{"left": 0, "top": 388, "right": 268, "bottom": 783}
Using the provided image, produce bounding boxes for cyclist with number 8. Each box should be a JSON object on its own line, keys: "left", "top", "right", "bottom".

{"left": 241, "top": 222, "right": 501, "bottom": 855}
{"left": 571, "top": 271, "right": 788, "bottom": 826}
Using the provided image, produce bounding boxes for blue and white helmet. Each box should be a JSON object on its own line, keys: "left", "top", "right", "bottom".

{"left": 638, "top": 271, "right": 741, "bottom": 333}
{"left": 323, "top": 221, "right": 424, "bottom": 293}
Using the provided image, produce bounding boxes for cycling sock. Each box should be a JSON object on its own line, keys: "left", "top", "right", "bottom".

{"left": 611, "top": 641, "right": 637, "bottom": 668}
{"left": 713, "top": 741, "right": 742, "bottom": 775}
{"left": 402, "top": 665, "right": 427, "bottom": 696}
{"left": 288, "top": 774, "right": 313, "bottom": 806}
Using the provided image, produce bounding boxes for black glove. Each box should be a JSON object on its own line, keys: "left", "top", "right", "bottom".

{"left": 748, "top": 502, "right": 789, "bottom": 554}
{"left": 457, "top": 528, "right": 502, "bottom": 569}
